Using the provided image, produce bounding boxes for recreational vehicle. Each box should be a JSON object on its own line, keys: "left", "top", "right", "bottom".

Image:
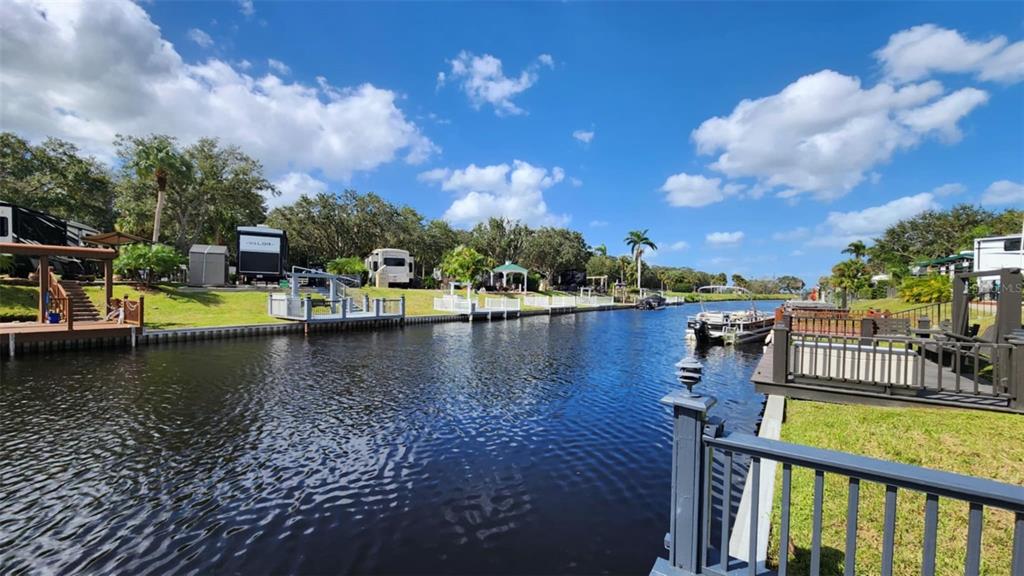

{"left": 0, "top": 201, "right": 99, "bottom": 277}
{"left": 365, "top": 248, "right": 415, "bottom": 287}
{"left": 236, "top": 225, "right": 288, "bottom": 283}
{"left": 973, "top": 234, "right": 1023, "bottom": 288}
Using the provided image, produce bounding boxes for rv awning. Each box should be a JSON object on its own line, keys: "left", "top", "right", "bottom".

{"left": 83, "top": 231, "right": 148, "bottom": 247}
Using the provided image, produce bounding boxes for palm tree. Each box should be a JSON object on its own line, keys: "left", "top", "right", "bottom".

{"left": 625, "top": 229, "right": 657, "bottom": 290}
{"left": 594, "top": 243, "right": 608, "bottom": 257}
{"left": 130, "top": 137, "right": 191, "bottom": 243}
{"left": 842, "top": 240, "right": 868, "bottom": 261}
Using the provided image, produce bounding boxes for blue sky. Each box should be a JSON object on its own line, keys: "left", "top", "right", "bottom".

{"left": 2, "top": 1, "right": 1022, "bottom": 283}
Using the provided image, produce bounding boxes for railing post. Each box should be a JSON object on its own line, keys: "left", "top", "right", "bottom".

{"left": 772, "top": 326, "right": 789, "bottom": 384}
{"left": 859, "top": 317, "right": 874, "bottom": 345}
{"left": 67, "top": 298, "right": 74, "bottom": 331}
{"left": 400, "top": 296, "right": 406, "bottom": 317}
{"left": 304, "top": 297, "right": 312, "bottom": 321}
{"left": 651, "top": 391, "right": 717, "bottom": 576}
{"left": 363, "top": 294, "right": 370, "bottom": 313}
{"left": 374, "top": 298, "right": 381, "bottom": 318}
{"left": 1011, "top": 342, "right": 1023, "bottom": 412}
{"left": 340, "top": 298, "right": 348, "bottom": 319}
{"left": 138, "top": 296, "right": 145, "bottom": 330}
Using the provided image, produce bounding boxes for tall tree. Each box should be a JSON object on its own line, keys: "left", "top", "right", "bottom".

{"left": 842, "top": 240, "right": 868, "bottom": 260}
{"left": 624, "top": 229, "right": 657, "bottom": 290}
{"left": 831, "top": 258, "right": 870, "bottom": 308}
{"left": 522, "top": 227, "right": 590, "bottom": 290}
{"left": 117, "top": 135, "right": 192, "bottom": 243}
{"left": 0, "top": 132, "right": 116, "bottom": 229}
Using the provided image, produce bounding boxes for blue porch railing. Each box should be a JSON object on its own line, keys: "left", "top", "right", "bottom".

{"left": 650, "top": 390, "right": 1024, "bottom": 576}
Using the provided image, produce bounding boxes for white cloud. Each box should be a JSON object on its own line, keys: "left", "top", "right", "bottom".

{"left": 573, "top": 129, "right": 594, "bottom": 144}
{"left": 790, "top": 249, "right": 805, "bottom": 257}
{"left": 0, "top": 0, "right": 435, "bottom": 180}
{"left": 982, "top": 180, "right": 1024, "bottom": 205}
{"left": 691, "top": 70, "right": 987, "bottom": 200}
{"left": 810, "top": 192, "right": 938, "bottom": 247}
{"left": 772, "top": 227, "right": 809, "bottom": 242}
{"left": 589, "top": 219, "right": 608, "bottom": 227}
{"left": 538, "top": 54, "right": 555, "bottom": 68}
{"left": 570, "top": 177, "right": 583, "bottom": 188}
{"left": 876, "top": 24, "right": 1024, "bottom": 84}
{"left": 897, "top": 88, "right": 988, "bottom": 141}
{"left": 420, "top": 160, "right": 568, "bottom": 227}
{"left": 270, "top": 172, "right": 328, "bottom": 208}
{"left": 187, "top": 28, "right": 213, "bottom": 48}
{"left": 706, "top": 231, "right": 744, "bottom": 245}
{"left": 441, "top": 52, "right": 552, "bottom": 116}
{"left": 267, "top": 58, "right": 290, "bottom": 75}
{"left": 665, "top": 240, "right": 690, "bottom": 251}
{"left": 238, "top": 0, "right": 254, "bottom": 16}
{"left": 661, "top": 173, "right": 743, "bottom": 207}
{"left": 931, "top": 182, "right": 966, "bottom": 197}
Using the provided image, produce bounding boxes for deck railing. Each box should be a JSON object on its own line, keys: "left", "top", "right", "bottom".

{"left": 107, "top": 295, "right": 144, "bottom": 326}
{"left": 770, "top": 324, "right": 1023, "bottom": 412}
{"left": 650, "top": 392, "right": 1024, "bottom": 576}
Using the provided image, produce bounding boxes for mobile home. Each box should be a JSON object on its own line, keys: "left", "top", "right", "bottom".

{"left": 236, "top": 225, "right": 288, "bottom": 283}
{"left": 365, "top": 248, "right": 415, "bottom": 287}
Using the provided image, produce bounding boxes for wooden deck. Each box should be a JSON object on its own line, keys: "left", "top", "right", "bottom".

{"left": 752, "top": 344, "right": 1017, "bottom": 412}
{"left": 0, "top": 321, "right": 135, "bottom": 343}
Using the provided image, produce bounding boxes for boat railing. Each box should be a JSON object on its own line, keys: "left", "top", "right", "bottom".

{"left": 650, "top": 391, "right": 1024, "bottom": 576}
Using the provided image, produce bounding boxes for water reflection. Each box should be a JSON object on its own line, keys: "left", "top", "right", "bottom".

{"left": 0, "top": 302, "right": 777, "bottom": 574}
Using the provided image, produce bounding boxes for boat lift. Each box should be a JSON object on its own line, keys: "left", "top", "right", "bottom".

{"left": 268, "top": 267, "right": 404, "bottom": 322}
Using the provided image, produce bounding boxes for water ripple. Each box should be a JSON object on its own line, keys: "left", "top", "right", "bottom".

{"left": 0, "top": 302, "right": 775, "bottom": 574}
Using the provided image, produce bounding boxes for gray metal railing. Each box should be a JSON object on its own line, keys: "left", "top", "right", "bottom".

{"left": 650, "top": 391, "right": 1024, "bottom": 576}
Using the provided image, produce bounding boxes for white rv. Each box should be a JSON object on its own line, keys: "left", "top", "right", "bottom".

{"left": 973, "top": 234, "right": 1023, "bottom": 285}
{"left": 365, "top": 248, "right": 415, "bottom": 286}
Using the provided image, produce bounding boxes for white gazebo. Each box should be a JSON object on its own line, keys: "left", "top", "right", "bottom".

{"left": 490, "top": 261, "right": 529, "bottom": 293}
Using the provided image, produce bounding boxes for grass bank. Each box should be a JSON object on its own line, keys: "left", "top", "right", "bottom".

{"left": 83, "top": 285, "right": 291, "bottom": 330}
{"left": 0, "top": 284, "right": 38, "bottom": 321}
{"left": 768, "top": 400, "right": 1023, "bottom": 575}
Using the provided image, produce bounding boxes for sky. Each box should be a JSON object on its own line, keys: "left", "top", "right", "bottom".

{"left": 1, "top": 1, "right": 1023, "bottom": 284}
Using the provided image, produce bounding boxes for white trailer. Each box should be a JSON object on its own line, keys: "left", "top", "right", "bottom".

{"left": 364, "top": 248, "right": 415, "bottom": 287}
{"left": 973, "top": 234, "right": 1023, "bottom": 287}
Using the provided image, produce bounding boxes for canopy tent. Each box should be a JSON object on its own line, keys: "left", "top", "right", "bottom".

{"left": 491, "top": 261, "right": 529, "bottom": 293}
{"left": 83, "top": 231, "right": 148, "bottom": 248}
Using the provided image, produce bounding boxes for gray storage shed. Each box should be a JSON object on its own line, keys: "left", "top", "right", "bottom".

{"left": 188, "top": 244, "right": 229, "bottom": 286}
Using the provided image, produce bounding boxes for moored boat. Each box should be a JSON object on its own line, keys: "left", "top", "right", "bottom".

{"left": 685, "top": 286, "right": 774, "bottom": 346}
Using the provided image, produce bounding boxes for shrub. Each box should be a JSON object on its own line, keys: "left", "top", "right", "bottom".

{"left": 114, "top": 243, "right": 184, "bottom": 285}
{"left": 326, "top": 256, "right": 366, "bottom": 276}
{"left": 899, "top": 274, "right": 951, "bottom": 303}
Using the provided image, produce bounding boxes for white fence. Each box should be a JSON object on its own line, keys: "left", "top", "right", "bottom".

{"left": 433, "top": 295, "right": 474, "bottom": 313}
{"left": 578, "top": 295, "right": 614, "bottom": 307}
{"left": 524, "top": 295, "right": 577, "bottom": 308}
{"left": 483, "top": 297, "right": 521, "bottom": 311}
{"left": 268, "top": 294, "right": 305, "bottom": 318}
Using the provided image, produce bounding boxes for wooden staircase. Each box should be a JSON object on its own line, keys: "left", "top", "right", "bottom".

{"left": 58, "top": 280, "right": 103, "bottom": 323}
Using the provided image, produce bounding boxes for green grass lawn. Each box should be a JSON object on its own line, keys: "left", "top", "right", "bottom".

{"left": 768, "top": 400, "right": 1023, "bottom": 575}
{"left": 0, "top": 284, "right": 39, "bottom": 321}
{"left": 83, "top": 285, "right": 291, "bottom": 330}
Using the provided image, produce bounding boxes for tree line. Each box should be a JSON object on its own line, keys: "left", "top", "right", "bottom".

{"left": 821, "top": 204, "right": 1023, "bottom": 304}
{"left": 2, "top": 130, "right": 801, "bottom": 292}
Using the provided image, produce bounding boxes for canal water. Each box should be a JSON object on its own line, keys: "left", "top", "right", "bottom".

{"left": 0, "top": 301, "right": 778, "bottom": 575}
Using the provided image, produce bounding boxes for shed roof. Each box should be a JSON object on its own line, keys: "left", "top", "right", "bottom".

{"left": 189, "top": 244, "right": 229, "bottom": 254}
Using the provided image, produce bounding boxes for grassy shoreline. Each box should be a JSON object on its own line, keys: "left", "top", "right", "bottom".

{"left": 2, "top": 282, "right": 795, "bottom": 328}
